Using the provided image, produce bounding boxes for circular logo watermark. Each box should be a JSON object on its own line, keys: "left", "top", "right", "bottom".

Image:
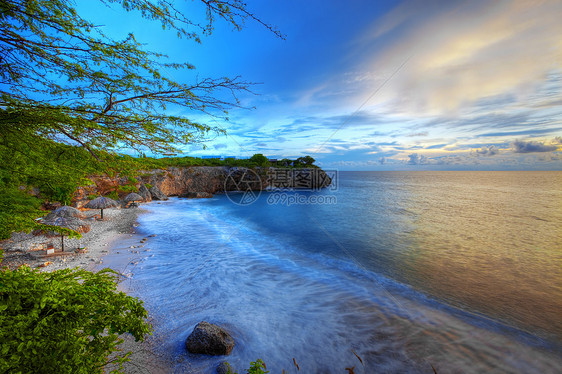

{"left": 224, "top": 168, "right": 263, "bottom": 205}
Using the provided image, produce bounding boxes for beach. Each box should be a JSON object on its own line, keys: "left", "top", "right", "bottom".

{"left": 0, "top": 206, "right": 172, "bottom": 373}
{"left": 0, "top": 207, "right": 140, "bottom": 271}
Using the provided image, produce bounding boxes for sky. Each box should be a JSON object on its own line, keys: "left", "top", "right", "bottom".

{"left": 77, "top": 0, "right": 562, "bottom": 170}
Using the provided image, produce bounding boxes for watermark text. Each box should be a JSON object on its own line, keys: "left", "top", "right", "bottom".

{"left": 266, "top": 192, "right": 337, "bottom": 206}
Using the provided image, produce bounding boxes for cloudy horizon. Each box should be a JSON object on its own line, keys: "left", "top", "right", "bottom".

{"left": 79, "top": 0, "right": 562, "bottom": 170}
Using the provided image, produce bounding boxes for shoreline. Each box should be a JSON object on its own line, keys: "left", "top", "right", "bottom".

{"left": 0, "top": 205, "right": 174, "bottom": 373}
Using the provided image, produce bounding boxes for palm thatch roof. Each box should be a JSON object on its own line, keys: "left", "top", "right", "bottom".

{"left": 84, "top": 196, "right": 118, "bottom": 210}
{"left": 124, "top": 193, "right": 143, "bottom": 202}
{"left": 44, "top": 205, "right": 85, "bottom": 220}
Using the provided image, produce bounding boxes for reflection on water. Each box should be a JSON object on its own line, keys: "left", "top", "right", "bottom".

{"left": 391, "top": 172, "right": 562, "bottom": 340}
{"left": 103, "top": 171, "right": 562, "bottom": 373}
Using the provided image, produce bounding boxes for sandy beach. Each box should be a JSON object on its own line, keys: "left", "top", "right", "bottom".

{"left": 0, "top": 207, "right": 141, "bottom": 271}
{"left": 0, "top": 206, "right": 173, "bottom": 373}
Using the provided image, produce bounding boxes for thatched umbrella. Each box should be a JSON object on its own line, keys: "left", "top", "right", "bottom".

{"left": 44, "top": 205, "right": 85, "bottom": 220}
{"left": 84, "top": 196, "right": 118, "bottom": 219}
{"left": 42, "top": 216, "right": 89, "bottom": 252}
{"left": 124, "top": 193, "right": 143, "bottom": 203}
{"left": 123, "top": 193, "right": 143, "bottom": 208}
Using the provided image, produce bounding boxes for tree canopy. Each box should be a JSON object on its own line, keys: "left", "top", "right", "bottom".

{"left": 249, "top": 153, "right": 269, "bottom": 166}
{"left": 0, "top": 0, "right": 280, "bottom": 157}
{"left": 294, "top": 155, "right": 316, "bottom": 167}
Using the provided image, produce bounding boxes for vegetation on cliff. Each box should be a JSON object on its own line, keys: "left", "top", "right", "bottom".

{"left": 0, "top": 138, "right": 318, "bottom": 240}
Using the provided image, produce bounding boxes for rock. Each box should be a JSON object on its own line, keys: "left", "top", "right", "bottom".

{"left": 138, "top": 184, "right": 152, "bottom": 202}
{"left": 180, "top": 191, "right": 213, "bottom": 199}
{"left": 185, "top": 321, "right": 235, "bottom": 356}
{"left": 216, "top": 361, "right": 233, "bottom": 374}
{"left": 143, "top": 167, "right": 227, "bottom": 196}
{"left": 149, "top": 185, "right": 168, "bottom": 200}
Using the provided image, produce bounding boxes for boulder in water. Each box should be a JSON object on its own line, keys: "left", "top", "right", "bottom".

{"left": 185, "top": 321, "right": 234, "bottom": 355}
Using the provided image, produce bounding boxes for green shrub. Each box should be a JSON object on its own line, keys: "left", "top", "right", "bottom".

{"left": 144, "top": 183, "right": 153, "bottom": 190}
{"left": 117, "top": 185, "right": 137, "bottom": 193}
{"left": 0, "top": 266, "right": 152, "bottom": 373}
{"left": 225, "top": 358, "right": 268, "bottom": 374}
{"left": 247, "top": 359, "right": 268, "bottom": 374}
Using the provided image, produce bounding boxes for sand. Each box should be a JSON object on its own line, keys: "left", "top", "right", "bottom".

{"left": 0, "top": 206, "right": 173, "bottom": 373}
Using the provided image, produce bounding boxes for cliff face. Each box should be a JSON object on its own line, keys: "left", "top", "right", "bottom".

{"left": 72, "top": 166, "right": 332, "bottom": 208}
{"left": 141, "top": 167, "right": 229, "bottom": 196}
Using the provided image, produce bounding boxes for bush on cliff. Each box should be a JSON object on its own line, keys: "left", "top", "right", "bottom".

{"left": 0, "top": 266, "right": 151, "bottom": 373}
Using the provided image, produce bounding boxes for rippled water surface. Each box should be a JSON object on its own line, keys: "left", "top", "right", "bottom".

{"left": 107, "top": 171, "right": 562, "bottom": 373}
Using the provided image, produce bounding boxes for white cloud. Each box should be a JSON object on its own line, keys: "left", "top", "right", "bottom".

{"left": 358, "top": 0, "right": 562, "bottom": 116}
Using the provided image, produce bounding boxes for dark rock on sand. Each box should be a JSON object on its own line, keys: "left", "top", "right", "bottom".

{"left": 185, "top": 321, "right": 235, "bottom": 356}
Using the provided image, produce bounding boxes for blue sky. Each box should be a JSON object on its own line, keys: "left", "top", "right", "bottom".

{"left": 78, "top": 0, "right": 562, "bottom": 170}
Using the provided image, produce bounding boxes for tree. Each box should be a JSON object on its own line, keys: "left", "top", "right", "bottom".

{"left": 249, "top": 153, "right": 269, "bottom": 167}
{"left": 278, "top": 158, "right": 292, "bottom": 167}
{"left": 294, "top": 155, "right": 315, "bottom": 167}
{"left": 0, "top": 0, "right": 281, "bottom": 158}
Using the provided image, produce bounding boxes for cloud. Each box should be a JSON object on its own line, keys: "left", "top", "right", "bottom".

{"left": 475, "top": 145, "right": 499, "bottom": 156}
{"left": 286, "top": 111, "right": 399, "bottom": 131}
{"left": 446, "top": 142, "right": 510, "bottom": 151}
{"left": 405, "top": 131, "right": 428, "bottom": 137}
{"left": 512, "top": 139, "right": 558, "bottom": 153}
{"left": 359, "top": 0, "right": 562, "bottom": 116}
{"left": 213, "top": 143, "right": 228, "bottom": 150}
{"left": 424, "top": 143, "right": 448, "bottom": 150}
{"left": 537, "top": 153, "right": 562, "bottom": 162}
{"left": 477, "top": 128, "right": 562, "bottom": 138}
{"left": 407, "top": 153, "right": 428, "bottom": 165}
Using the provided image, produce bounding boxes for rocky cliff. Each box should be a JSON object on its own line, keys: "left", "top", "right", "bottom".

{"left": 72, "top": 166, "right": 332, "bottom": 208}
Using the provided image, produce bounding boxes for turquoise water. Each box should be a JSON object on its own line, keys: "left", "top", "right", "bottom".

{"left": 108, "top": 171, "right": 562, "bottom": 373}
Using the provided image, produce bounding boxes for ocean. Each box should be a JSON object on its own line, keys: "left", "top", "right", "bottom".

{"left": 106, "top": 171, "right": 562, "bottom": 373}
